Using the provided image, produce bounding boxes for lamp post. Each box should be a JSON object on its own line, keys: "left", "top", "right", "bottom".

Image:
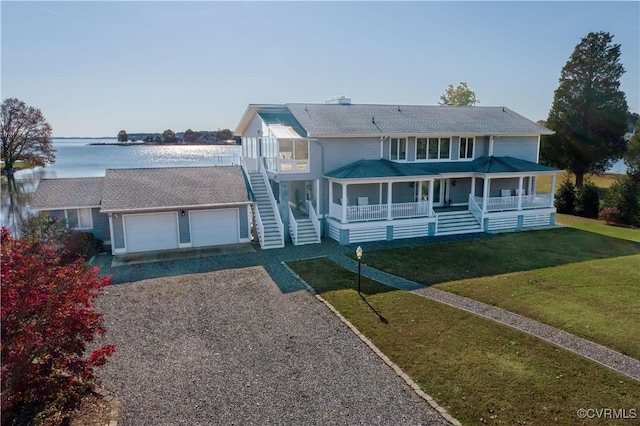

{"left": 356, "top": 246, "right": 363, "bottom": 294}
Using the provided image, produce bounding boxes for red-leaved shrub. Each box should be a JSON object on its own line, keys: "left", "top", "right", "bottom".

{"left": 1, "top": 227, "right": 115, "bottom": 423}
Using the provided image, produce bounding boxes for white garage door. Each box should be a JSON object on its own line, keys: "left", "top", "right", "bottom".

{"left": 124, "top": 213, "right": 179, "bottom": 253}
{"left": 190, "top": 209, "right": 239, "bottom": 247}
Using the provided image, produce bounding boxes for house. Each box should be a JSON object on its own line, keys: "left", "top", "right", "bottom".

{"left": 31, "top": 166, "right": 252, "bottom": 255}
{"left": 235, "top": 98, "right": 559, "bottom": 247}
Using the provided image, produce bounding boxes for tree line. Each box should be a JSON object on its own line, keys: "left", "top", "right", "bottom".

{"left": 117, "top": 128, "right": 235, "bottom": 144}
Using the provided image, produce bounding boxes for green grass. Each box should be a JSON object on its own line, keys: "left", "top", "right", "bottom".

{"left": 358, "top": 228, "right": 640, "bottom": 360}
{"left": 289, "top": 258, "right": 640, "bottom": 426}
{"left": 536, "top": 171, "right": 619, "bottom": 193}
{"left": 556, "top": 213, "right": 640, "bottom": 242}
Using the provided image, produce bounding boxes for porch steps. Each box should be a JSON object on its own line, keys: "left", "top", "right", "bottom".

{"left": 291, "top": 218, "right": 321, "bottom": 246}
{"left": 436, "top": 210, "right": 483, "bottom": 235}
{"left": 248, "top": 172, "right": 285, "bottom": 249}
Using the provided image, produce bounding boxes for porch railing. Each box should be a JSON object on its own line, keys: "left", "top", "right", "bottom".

{"left": 329, "top": 201, "right": 429, "bottom": 223}
{"left": 474, "top": 193, "right": 553, "bottom": 212}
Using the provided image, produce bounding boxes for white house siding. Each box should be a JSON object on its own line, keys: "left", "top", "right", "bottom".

{"left": 320, "top": 138, "right": 382, "bottom": 172}
{"left": 475, "top": 136, "right": 489, "bottom": 158}
{"left": 245, "top": 115, "right": 264, "bottom": 141}
{"left": 493, "top": 136, "right": 538, "bottom": 163}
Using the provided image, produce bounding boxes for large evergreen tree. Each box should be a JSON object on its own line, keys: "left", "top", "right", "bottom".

{"left": 541, "top": 32, "right": 628, "bottom": 187}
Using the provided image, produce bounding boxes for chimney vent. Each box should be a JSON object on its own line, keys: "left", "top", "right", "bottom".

{"left": 326, "top": 95, "right": 351, "bottom": 105}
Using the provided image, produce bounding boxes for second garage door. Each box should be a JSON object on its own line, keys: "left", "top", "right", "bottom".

{"left": 124, "top": 213, "right": 179, "bottom": 253}
{"left": 190, "top": 209, "right": 239, "bottom": 247}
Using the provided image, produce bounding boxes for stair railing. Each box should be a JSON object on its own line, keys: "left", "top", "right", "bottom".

{"left": 307, "top": 200, "right": 321, "bottom": 242}
{"left": 288, "top": 205, "right": 298, "bottom": 245}
{"left": 240, "top": 160, "right": 265, "bottom": 247}
{"left": 258, "top": 159, "right": 284, "bottom": 245}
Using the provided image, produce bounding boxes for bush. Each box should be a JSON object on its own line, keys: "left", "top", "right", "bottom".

{"left": 554, "top": 175, "right": 576, "bottom": 214}
{"left": 575, "top": 180, "right": 600, "bottom": 218}
{"left": 1, "top": 228, "right": 114, "bottom": 423}
{"left": 603, "top": 175, "right": 640, "bottom": 226}
{"left": 598, "top": 207, "right": 623, "bottom": 225}
{"left": 18, "top": 215, "right": 104, "bottom": 264}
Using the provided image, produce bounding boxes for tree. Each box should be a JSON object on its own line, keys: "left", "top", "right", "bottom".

{"left": 1, "top": 228, "right": 114, "bottom": 422}
{"left": 624, "top": 119, "right": 640, "bottom": 181}
{"left": 215, "top": 128, "right": 233, "bottom": 142}
{"left": 1, "top": 98, "right": 55, "bottom": 176}
{"left": 117, "top": 129, "right": 128, "bottom": 142}
{"left": 438, "top": 82, "right": 479, "bottom": 106}
{"left": 162, "top": 129, "right": 177, "bottom": 143}
{"left": 541, "top": 32, "right": 628, "bottom": 187}
{"left": 183, "top": 128, "right": 197, "bottom": 143}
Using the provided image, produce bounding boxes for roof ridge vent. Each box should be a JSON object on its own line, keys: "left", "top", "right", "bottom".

{"left": 325, "top": 95, "right": 351, "bottom": 105}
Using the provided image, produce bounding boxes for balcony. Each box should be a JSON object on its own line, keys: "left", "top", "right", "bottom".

{"left": 473, "top": 193, "right": 553, "bottom": 212}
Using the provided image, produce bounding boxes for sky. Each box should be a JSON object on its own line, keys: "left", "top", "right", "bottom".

{"left": 2, "top": 1, "right": 639, "bottom": 137}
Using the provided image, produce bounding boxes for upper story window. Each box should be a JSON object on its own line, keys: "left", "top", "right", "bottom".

{"left": 390, "top": 138, "right": 407, "bottom": 161}
{"left": 417, "top": 137, "right": 450, "bottom": 160}
{"left": 279, "top": 139, "right": 309, "bottom": 172}
{"left": 459, "top": 137, "right": 474, "bottom": 160}
{"left": 66, "top": 208, "right": 93, "bottom": 230}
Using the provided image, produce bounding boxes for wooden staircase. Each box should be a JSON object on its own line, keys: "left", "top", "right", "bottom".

{"left": 436, "top": 210, "right": 483, "bottom": 235}
{"left": 248, "top": 172, "right": 284, "bottom": 249}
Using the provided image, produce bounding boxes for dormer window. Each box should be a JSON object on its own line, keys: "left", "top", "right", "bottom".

{"left": 459, "top": 137, "right": 475, "bottom": 160}
{"left": 390, "top": 138, "right": 407, "bottom": 161}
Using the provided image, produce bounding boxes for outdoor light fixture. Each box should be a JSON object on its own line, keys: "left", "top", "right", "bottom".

{"left": 356, "top": 246, "right": 363, "bottom": 294}
{"left": 181, "top": 210, "right": 186, "bottom": 217}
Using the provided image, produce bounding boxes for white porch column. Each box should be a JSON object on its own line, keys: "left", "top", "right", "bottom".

{"left": 482, "top": 177, "right": 490, "bottom": 212}
{"left": 471, "top": 176, "right": 476, "bottom": 197}
{"left": 550, "top": 174, "right": 557, "bottom": 206}
{"left": 328, "top": 180, "right": 333, "bottom": 216}
{"left": 387, "top": 182, "right": 393, "bottom": 220}
{"left": 428, "top": 180, "right": 434, "bottom": 216}
{"left": 379, "top": 183, "right": 383, "bottom": 204}
{"left": 517, "top": 176, "right": 524, "bottom": 210}
{"left": 532, "top": 176, "right": 537, "bottom": 195}
{"left": 417, "top": 181, "right": 423, "bottom": 201}
{"left": 341, "top": 183, "right": 348, "bottom": 224}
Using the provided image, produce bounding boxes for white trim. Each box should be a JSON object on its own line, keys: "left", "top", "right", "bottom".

{"left": 489, "top": 136, "right": 495, "bottom": 156}
{"left": 536, "top": 135, "right": 541, "bottom": 163}
{"left": 414, "top": 136, "right": 452, "bottom": 161}
{"left": 64, "top": 208, "right": 94, "bottom": 230}
{"left": 108, "top": 214, "right": 116, "bottom": 255}
{"left": 179, "top": 243, "right": 192, "bottom": 249}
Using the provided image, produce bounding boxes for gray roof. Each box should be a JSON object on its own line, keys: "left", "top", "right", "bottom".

{"left": 325, "top": 157, "right": 558, "bottom": 180}
{"left": 285, "top": 103, "right": 553, "bottom": 137}
{"left": 101, "top": 166, "right": 250, "bottom": 212}
{"left": 32, "top": 177, "right": 104, "bottom": 209}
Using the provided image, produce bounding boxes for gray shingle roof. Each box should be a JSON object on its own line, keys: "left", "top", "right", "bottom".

{"left": 31, "top": 177, "right": 104, "bottom": 209}
{"left": 285, "top": 103, "right": 553, "bottom": 137}
{"left": 325, "top": 157, "right": 558, "bottom": 180}
{"left": 100, "top": 166, "right": 250, "bottom": 212}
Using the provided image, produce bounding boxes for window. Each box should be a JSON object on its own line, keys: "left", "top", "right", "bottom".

{"left": 417, "top": 138, "right": 428, "bottom": 160}
{"left": 278, "top": 139, "right": 309, "bottom": 172}
{"left": 459, "top": 137, "right": 474, "bottom": 160}
{"left": 66, "top": 208, "right": 93, "bottom": 229}
{"left": 390, "top": 138, "right": 407, "bottom": 161}
{"left": 419, "top": 137, "right": 451, "bottom": 160}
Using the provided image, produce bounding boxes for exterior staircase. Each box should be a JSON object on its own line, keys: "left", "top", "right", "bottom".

{"left": 290, "top": 217, "right": 321, "bottom": 245}
{"left": 436, "top": 210, "right": 483, "bottom": 235}
{"left": 248, "top": 171, "right": 284, "bottom": 249}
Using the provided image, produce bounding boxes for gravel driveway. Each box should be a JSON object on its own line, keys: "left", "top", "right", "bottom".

{"left": 96, "top": 266, "right": 448, "bottom": 425}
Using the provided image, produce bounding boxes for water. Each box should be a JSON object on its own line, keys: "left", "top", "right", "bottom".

{"left": 1, "top": 138, "right": 242, "bottom": 233}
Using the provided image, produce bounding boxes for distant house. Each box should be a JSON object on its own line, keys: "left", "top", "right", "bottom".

{"left": 235, "top": 98, "right": 559, "bottom": 247}
{"left": 31, "top": 166, "right": 252, "bottom": 255}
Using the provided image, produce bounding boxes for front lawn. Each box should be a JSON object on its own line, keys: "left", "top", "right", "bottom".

{"left": 289, "top": 258, "right": 640, "bottom": 425}
{"left": 358, "top": 228, "right": 640, "bottom": 359}
{"left": 556, "top": 213, "right": 639, "bottom": 242}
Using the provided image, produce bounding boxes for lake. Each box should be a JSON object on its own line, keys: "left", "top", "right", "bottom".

{"left": 1, "top": 139, "right": 241, "bottom": 233}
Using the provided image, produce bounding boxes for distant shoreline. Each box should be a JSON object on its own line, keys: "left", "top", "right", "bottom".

{"left": 87, "top": 141, "right": 239, "bottom": 146}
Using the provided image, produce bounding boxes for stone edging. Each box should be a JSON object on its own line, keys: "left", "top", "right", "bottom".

{"left": 281, "top": 261, "right": 461, "bottom": 426}
{"left": 92, "top": 385, "right": 121, "bottom": 426}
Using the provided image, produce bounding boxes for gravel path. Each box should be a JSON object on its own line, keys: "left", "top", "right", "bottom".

{"left": 95, "top": 266, "right": 449, "bottom": 425}
{"left": 330, "top": 254, "right": 640, "bottom": 383}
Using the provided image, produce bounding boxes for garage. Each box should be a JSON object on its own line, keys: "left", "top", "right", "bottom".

{"left": 190, "top": 209, "right": 239, "bottom": 247}
{"left": 124, "top": 213, "right": 179, "bottom": 253}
